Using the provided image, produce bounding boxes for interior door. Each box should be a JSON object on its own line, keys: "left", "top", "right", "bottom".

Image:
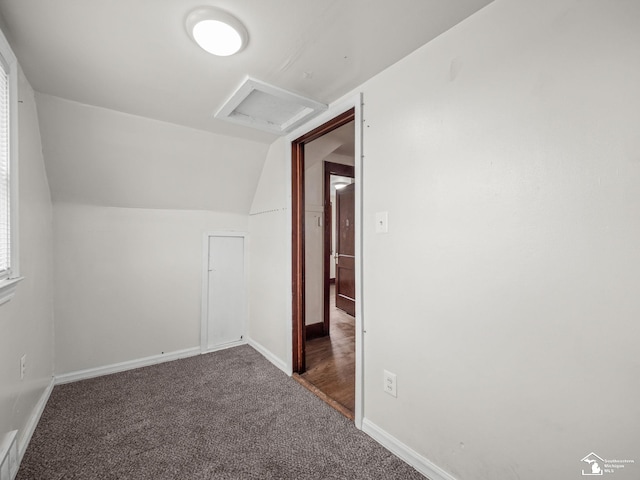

{"left": 207, "top": 235, "right": 245, "bottom": 349}
{"left": 335, "top": 183, "right": 355, "bottom": 316}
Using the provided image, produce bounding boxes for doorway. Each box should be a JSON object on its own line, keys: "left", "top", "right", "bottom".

{"left": 324, "top": 162, "right": 355, "bottom": 331}
{"left": 334, "top": 178, "right": 356, "bottom": 317}
{"left": 291, "top": 108, "right": 357, "bottom": 419}
{"left": 200, "top": 232, "right": 247, "bottom": 352}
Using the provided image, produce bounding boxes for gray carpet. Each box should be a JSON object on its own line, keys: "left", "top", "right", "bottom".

{"left": 18, "top": 345, "right": 424, "bottom": 479}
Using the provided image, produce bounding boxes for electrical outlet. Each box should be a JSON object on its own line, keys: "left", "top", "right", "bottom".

{"left": 383, "top": 370, "right": 397, "bottom": 397}
{"left": 20, "top": 355, "right": 26, "bottom": 380}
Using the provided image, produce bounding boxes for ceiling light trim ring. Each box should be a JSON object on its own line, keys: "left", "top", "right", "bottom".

{"left": 186, "top": 7, "right": 248, "bottom": 56}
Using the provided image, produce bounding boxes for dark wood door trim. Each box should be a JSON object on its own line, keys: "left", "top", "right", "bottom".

{"left": 291, "top": 140, "right": 305, "bottom": 373}
{"left": 323, "top": 162, "right": 354, "bottom": 335}
{"left": 291, "top": 108, "right": 355, "bottom": 374}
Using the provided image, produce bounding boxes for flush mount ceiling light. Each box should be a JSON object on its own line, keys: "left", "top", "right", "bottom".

{"left": 186, "top": 7, "right": 248, "bottom": 56}
{"left": 332, "top": 176, "right": 352, "bottom": 190}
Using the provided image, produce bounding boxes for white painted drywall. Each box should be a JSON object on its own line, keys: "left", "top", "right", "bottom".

{"left": 53, "top": 203, "right": 247, "bottom": 374}
{"left": 36, "top": 90, "right": 269, "bottom": 375}
{"left": 304, "top": 161, "right": 324, "bottom": 326}
{"left": 247, "top": 137, "right": 291, "bottom": 368}
{"left": 35, "top": 93, "right": 269, "bottom": 212}
{"left": 0, "top": 68, "right": 54, "bottom": 446}
{"left": 248, "top": 0, "right": 640, "bottom": 478}
{"left": 356, "top": 0, "right": 640, "bottom": 478}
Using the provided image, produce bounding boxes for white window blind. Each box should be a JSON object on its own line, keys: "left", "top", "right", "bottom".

{"left": 0, "top": 57, "right": 10, "bottom": 279}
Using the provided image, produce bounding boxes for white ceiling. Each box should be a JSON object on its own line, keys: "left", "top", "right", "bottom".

{"left": 0, "top": 0, "right": 493, "bottom": 144}
{"left": 305, "top": 121, "right": 355, "bottom": 170}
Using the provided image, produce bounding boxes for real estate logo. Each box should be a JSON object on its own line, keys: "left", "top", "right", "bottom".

{"left": 581, "top": 452, "right": 636, "bottom": 476}
{"left": 582, "top": 453, "right": 604, "bottom": 476}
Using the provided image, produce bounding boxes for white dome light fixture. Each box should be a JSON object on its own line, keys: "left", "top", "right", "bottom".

{"left": 186, "top": 7, "right": 248, "bottom": 56}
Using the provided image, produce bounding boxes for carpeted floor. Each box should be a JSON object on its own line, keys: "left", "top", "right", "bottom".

{"left": 18, "top": 345, "right": 424, "bottom": 479}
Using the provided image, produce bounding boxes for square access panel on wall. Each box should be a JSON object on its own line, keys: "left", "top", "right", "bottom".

{"left": 215, "top": 77, "right": 327, "bottom": 135}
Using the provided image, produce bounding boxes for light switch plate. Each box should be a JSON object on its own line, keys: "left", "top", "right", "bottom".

{"left": 375, "top": 211, "right": 388, "bottom": 233}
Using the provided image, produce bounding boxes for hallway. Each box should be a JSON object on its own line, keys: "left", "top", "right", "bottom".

{"left": 301, "top": 284, "right": 355, "bottom": 416}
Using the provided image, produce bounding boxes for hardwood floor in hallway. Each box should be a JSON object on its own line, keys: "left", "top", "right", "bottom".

{"left": 300, "top": 284, "right": 355, "bottom": 416}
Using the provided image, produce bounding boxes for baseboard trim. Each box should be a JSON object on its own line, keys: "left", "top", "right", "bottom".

{"left": 201, "top": 339, "right": 247, "bottom": 354}
{"left": 18, "top": 377, "right": 54, "bottom": 462}
{"left": 362, "top": 418, "right": 457, "bottom": 480}
{"left": 305, "top": 322, "right": 326, "bottom": 340}
{"left": 1, "top": 429, "right": 18, "bottom": 480}
{"left": 247, "top": 338, "right": 290, "bottom": 375}
{"left": 54, "top": 347, "right": 201, "bottom": 385}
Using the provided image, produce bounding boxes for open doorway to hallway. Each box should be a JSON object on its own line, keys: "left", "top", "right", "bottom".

{"left": 291, "top": 110, "right": 356, "bottom": 419}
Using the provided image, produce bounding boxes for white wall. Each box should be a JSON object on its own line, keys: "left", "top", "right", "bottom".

{"left": 304, "top": 161, "right": 324, "bottom": 326}
{"left": 36, "top": 93, "right": 269, "bottom": 212}
{"left": 247, "top": 137, "right": 291, "bottom": 371}
{"left": 53, "top": 204, "right": 247, "bottom": 374}
{"left": 34, "top": 92, "right": 267, "bottom": 376}
{"left": 358, "top": 0, "right": 640, "bottom": 478}
{"left": 0, "top": 68, "right": 54, "bottom": 449}
{"left": 248, "top": 0, "right": 640, "bottom": 478}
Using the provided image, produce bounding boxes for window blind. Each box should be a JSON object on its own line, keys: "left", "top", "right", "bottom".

{"left": 0, "top": 57, "right": 10, "bottom": 279}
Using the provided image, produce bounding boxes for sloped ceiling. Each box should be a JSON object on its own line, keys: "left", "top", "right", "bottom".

{"left": 0, "top": 0, "right": 492, "bottom": 142}
{"left": 305, "top": 121, "right": 354, "bottom": 170}
{"left": 0, "top": 0, "right": 492, "bottom": 211}
{"left": 36, "top": 94, "right": 268, "bottom": 212}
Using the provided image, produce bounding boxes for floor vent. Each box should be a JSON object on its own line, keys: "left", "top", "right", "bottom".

{"left": 0, "top": 430, "right": 18, "bottom": 480}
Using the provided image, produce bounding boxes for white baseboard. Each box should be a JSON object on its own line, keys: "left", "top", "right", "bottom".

{"left": 362, "top": 418, "right": 458, "bottom": 480}
{"left": 55, "top": 347, "right": 201, "bottom": 385}
{"left": 201, "top": 339, "right": 247, "bottom": 354}
{"left": 18, "top": 378, "right": 54, "bottom": 461}
{"left": 0, "top": 429, "right": 18, "bottom": 480}
{"left": 247, "top": 338, "right": 290, "bottom": 375}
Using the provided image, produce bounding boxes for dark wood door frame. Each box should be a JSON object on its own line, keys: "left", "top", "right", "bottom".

{"left": 291, "top": 107, "right": 355, "bottom": 374}
{"left": 323, "top": 162, "right": 354, "bottom": 335}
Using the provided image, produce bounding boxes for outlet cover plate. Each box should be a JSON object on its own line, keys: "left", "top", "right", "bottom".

{"left": 384, "top": 369, "right": 397, "bottom": 397}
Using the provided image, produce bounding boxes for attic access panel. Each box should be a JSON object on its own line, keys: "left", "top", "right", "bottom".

{"left": 215, "top": 77, "right": 327, "bottom": 135}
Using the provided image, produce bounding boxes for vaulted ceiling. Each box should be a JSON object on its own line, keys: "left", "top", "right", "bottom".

{"left": 0, "top": 0, "right": 492, "bottom": 211}
{"left": 0, "top": 0, "right": 492, "bottom": 142}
